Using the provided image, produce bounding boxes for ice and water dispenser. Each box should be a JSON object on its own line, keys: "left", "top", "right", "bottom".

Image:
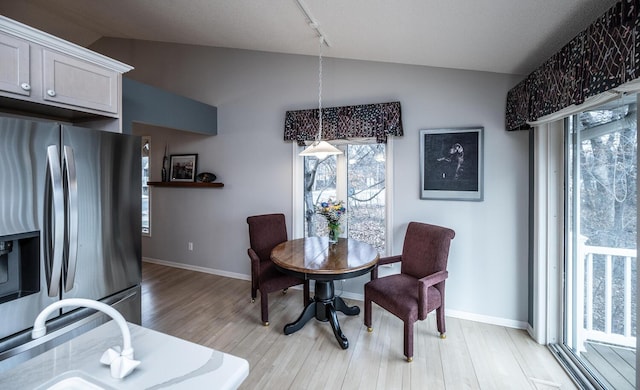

{"left": 0, "top": 232, "right": 39, "bottom": 304}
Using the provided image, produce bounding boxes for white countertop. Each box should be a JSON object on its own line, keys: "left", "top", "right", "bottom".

{"left": 0, "top": 321, "right": 249, "bottom": 389}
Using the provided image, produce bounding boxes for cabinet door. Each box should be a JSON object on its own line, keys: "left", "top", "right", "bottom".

{"left": 42, "top": 49, "right": 118, "bottom": 115}
{"left": 0, "top": 32, "right": 30, "bottom": 97}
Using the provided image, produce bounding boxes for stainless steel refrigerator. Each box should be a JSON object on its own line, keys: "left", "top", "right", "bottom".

{"left": 0, "top": 115, "right": 141, "bottom": 371}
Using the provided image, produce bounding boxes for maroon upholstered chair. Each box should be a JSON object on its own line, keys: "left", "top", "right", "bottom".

{"left": 364, "top": 221, "right": 455, "bottom": 362}
{"left": 247, "top": 214, "right": 310, "bottom": 326}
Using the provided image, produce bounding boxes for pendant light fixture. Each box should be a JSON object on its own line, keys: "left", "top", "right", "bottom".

{"left": 299, "top": 35, "right": 342, "bottom": 159}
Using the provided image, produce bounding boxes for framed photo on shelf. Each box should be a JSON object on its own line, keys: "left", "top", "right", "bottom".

{"left": 169, "top": 154, "right": 198, "bottom": 182}
{"left": 419, "top": 127, "right": 483, "bottom": 201}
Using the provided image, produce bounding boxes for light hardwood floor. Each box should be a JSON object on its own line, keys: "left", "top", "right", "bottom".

{"left": 142, "top": 261, "right": 578, "bottom": 389}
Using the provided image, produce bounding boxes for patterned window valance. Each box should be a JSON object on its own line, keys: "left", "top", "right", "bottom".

{"left": 284, "top": 101, "right": 403, "bottom": 145}
{"left": 505, "top": 0, "right": 639, "bottom": 131}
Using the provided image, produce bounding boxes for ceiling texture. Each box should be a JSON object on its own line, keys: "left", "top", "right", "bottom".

{"left": 0, "top": 0, "right": 620, "bottom": 75}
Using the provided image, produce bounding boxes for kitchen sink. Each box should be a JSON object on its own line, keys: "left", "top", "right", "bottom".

{"left": 35, "top": 370, "right": 114, "bottom": 390}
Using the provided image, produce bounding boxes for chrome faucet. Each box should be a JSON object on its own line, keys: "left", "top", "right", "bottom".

{"left": 32, "top": 298, "right": 141, "bottom": 379}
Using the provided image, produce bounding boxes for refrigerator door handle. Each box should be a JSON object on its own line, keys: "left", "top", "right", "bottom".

{"left": 63, "top": 146, "right": 79, "bottom": 292}
{"left": 44, "top": 145, "right": 64, "bottom": 297}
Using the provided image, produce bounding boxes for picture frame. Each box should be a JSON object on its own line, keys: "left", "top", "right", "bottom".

{"left": 169, "top": 154, "right": 198, "bottom": 182}
{"left": 419, "top": 127, "right": 483, "bottom": 201}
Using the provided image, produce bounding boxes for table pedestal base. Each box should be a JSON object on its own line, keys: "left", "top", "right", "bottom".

{"left": 283, "top": 280, "right": 359, "bottom": 349}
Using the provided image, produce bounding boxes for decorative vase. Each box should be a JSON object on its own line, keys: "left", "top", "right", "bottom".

{"left": 161, "top": 146, "right": 169, "bottom": 182}
{"left": 328, "top": 223, "right": 340, "bottom": 243}
{"left": 161, "top": 166, "right": 167, "bottom": 182}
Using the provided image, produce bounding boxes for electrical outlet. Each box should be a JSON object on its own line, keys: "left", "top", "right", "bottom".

{"left": 188, "top": 242, "right": 193, "bottom": 251}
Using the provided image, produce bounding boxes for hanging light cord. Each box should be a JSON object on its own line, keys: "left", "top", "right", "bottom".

{"left": 317, "top": 36, "right": 324, "bottom": 143}
{"left": 296, "top": 2, "right": 342, "bottom": 157}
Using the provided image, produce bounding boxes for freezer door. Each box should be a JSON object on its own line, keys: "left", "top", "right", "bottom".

{"left": 60, "top": 125, "right": 141, "bottom": 303}
{"left": 0, "top": 116, "right": 60, "bottom": 340}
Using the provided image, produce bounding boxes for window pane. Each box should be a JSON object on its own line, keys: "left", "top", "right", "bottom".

{"left": 346, "top": 144, "right": 386, "bottom": 254}
{"left": 303, "top": 155, "right": 337, "bottom": 238}
{"left": 141, "top": 136, "right": 150, "bottom": 235}
{"left": 564, "top": 96, "right": 637, "bottom": 388}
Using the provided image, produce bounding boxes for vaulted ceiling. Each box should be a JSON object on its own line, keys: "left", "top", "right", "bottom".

{"left": 0, "top": 0, "right": 620, "bottom": 75}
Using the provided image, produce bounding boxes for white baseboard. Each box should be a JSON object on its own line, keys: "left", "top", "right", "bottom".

{"left": 142, "top": 257, "right": 251, "bottom": 281}
{"left": 526, "top": 323, "right": 535, "bottom": 338}
{"left": 143, "top": 257, "right": 528, "bottom": 330}
{"left": 445, "top": 309, "right": 528, "bottom": 330}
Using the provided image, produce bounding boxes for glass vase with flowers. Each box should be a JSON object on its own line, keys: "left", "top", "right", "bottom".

{"left": 316, "top": 199, "right": 346, "bottom": 243}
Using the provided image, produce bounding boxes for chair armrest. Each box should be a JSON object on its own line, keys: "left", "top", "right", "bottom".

{"left": 418, "top": 270, "right": 448, "bottom": 288}
{"left": 417, "top": 270, "right": 448, "bottom": 320}
{"left": 378, "top": 255, "right": 402, "bottom": 266}
{"left": 370, "top": 255, "right": 402, "bottom": 280}
{"left": 247, "top": 248, "right": 260, "bottom": 288}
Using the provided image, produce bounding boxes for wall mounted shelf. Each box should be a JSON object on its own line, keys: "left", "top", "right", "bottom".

{"left": 147, "top": 181, "right": 224, "bottom": 188}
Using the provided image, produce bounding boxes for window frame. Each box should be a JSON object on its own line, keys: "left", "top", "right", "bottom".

{"left": 536, "top": 97, "right": 639, "bottom": 389}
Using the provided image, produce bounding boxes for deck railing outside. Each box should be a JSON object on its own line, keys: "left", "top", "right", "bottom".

{"left": 578, "top": 245, "right": 636, "bottom": 349}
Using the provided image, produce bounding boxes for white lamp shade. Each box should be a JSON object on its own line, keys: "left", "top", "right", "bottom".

{"left": 299, "top": 140, "right": 342, "bottom": 159}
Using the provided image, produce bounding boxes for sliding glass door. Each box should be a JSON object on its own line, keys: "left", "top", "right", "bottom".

{"left": 564, "top": 95, "right": 637, "bottom": 389}
{"left": 302, "top": 142, "right": 387, "bottom": 254}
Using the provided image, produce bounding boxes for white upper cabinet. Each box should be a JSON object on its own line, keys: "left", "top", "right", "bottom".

{"left": 0, "top": 16, "right": 132, "bottom": 119}
{"left": 0, "top": 31, "right": 30, "bottom": 97}
{"left": 42, "top": 49, "right": 119, "bottom": 114}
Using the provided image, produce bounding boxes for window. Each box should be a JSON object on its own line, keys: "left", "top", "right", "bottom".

{"left": 563, "top": 96, "right": 637, "bottom": 389}
{"left": 141, "top": 136, "right": 150, "bottom": 235}
{"left": 302, "top": 142, "right": 387, "bottom": 254}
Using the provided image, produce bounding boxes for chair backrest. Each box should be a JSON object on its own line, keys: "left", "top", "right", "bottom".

{"left": 400, "top": 222, "right": 455, "bottom": 279}
{"left": 247, "top": 213, "right": 288, "bottom": 262}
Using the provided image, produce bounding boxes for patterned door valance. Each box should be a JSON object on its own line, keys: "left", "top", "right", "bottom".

{"left": 505, "top": 0, "right": 639, "bottom": 131}
{"left": 284, "top": 101, "right": 403, "bottom": 145}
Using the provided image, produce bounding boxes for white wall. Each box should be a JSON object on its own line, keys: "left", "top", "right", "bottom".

{"left": 92, "top": 39, "right": 528, "bottom": 327}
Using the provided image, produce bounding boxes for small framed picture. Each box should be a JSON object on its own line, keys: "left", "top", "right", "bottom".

{"left": 169, "top": 154, "right": 198, "bottom": 182}
{"left": 419, "top": 127, "right": 483, "bottom": 201}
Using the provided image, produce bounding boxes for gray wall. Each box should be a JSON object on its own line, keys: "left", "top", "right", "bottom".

{"left": 92, "top": 38, "right": 529, "bottom": 326}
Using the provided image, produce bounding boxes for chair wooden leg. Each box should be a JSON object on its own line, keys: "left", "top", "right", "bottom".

{"left": 404, "top": 321, "right": 414, "bottom": 362}
{"left": 436, "top": 306, "right": 446, "bottom": 335}
{"left": 251, "top": 286, "right": 257, "bottom": 303}
{"left": 364, "top": 293, "right": 372, "bottom": 331}
{"left": 260, "top": 291, "right": 269, "bottom": 326}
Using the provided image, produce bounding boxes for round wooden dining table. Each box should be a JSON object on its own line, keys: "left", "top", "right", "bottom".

{"left": 270, "top": 237, "right": 379, "bottom": 349}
